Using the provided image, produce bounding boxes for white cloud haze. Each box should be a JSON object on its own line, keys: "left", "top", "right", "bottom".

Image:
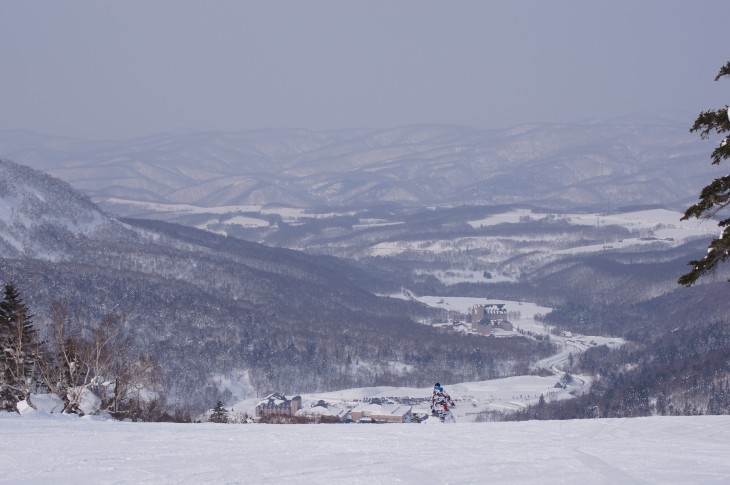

{"left": 1, "top": 0, "right": 728, "bottom": 139}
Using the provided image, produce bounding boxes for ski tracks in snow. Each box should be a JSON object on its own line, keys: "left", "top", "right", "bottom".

{"left": 1, "top": 415, "right": 729, "bottom": 484}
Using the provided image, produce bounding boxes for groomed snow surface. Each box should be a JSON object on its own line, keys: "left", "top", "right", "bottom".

{"left": 1, "top": 414, "right": 728, "bottom": 484}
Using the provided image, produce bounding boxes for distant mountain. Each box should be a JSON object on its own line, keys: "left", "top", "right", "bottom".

{"left": 0, "top": 116, "right": 718, "bottom": 213}
{"left": 0, "top": 159, "right": 553, "bottom": 412}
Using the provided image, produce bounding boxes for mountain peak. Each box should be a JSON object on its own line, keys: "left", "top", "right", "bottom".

{"left": 0, "top": 159, "right": 114, "bottom": 259}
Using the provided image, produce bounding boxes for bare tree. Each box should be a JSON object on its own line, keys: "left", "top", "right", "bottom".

{"left": 111, "top": 355, "right": 163, "bottom": 420}
{"left": 38, "top": 302, "right": 130, "bottom": 415}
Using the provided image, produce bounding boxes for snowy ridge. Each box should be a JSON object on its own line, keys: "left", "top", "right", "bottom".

{"left": 0, "top": 159, "right": 117, "bottom": 259}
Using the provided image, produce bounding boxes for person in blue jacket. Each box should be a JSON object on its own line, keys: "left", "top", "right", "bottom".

{"left": 430, "top": 383, "right": 455, "bottom": 418}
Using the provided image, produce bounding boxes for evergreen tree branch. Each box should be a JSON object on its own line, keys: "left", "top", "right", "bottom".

{"left": 680, "top": 60, "right": 730, "bottom": 286}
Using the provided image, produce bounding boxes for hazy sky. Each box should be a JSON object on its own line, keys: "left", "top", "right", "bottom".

{"left": 1, "top": 0, "right": 729, "bottom": 139}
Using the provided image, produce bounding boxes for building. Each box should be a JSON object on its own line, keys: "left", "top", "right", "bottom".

{"left": 470, "top": 303, "right": 508, "bottom": 322}
{"left": 473, "top": 321, "right": 494, "bottom": 336}
{"left": 255, "top": 393, "right": 302, "bottom": 417}
{"left": 295, "top": 400, "right": 349, "bottom": 422}
{"left": 350, "top": 400, "right": 412, "bottom": 423}
{"left": 470, "top": 303, "right": 512, "bottom": 335}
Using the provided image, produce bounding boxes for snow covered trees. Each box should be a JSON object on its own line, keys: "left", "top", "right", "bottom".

{"left": 679, "top": 60, "right": 730, "bottom": 286}
{"left": 0, "top": 283, "right": 41, "bottom": 412}
{"left": 39, "top": 303, "right": 140, "bottom": 417}
{"left": 209, "top": 400, "right": 229, "bottom": 423}
{"left": 32, "top": 300, "right": 173, "bottom": 420}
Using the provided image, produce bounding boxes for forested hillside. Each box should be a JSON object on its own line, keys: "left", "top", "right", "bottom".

{"left": 511, "top": 319, "right": 730, "bottom": 420}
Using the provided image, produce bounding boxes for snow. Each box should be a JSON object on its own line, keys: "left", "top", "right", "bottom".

{"left": 352, "top": 219, "right": 404, "bottom": 229}
{"left": 351, "top": 401, "right": 411, "bottom": 417}
{"left": 225, "top": 370, "right": 585, "bottom": 421}
{"left": 23, "top": 394, "right": 65, "bottom": 413}
{"left": 467, "top": 208, "right": 718, "bottom": 240}
{"left": 101, "top": 198, "right": 265, "bottom": 215}
{"left": 222, "top": 215, "right": 270, "bottom": 228}
{"left": 413, "top": 295, "right": 550, "bottom": 319}
{"left": 0, "top": 413, "right": 728, "bottom": 484}
{"left": 368, "top": 208, "right": 721, "bottom": 284}
{"left": 296, "top": 405, "right": 338, "bottom": 417}
{"left": 101, "top": 198, "right": 354, "bottom": 223}
{"left": 467, "top": 208, "right": 536, "bottom": 227}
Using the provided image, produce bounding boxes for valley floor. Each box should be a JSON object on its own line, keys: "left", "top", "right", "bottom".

{"left": 2, "top": 413, "right": 728, "bottom": 484}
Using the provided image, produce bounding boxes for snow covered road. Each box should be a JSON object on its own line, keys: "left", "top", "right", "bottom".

{"left": 2, "top": 414, "right": 729, "bottom": 484}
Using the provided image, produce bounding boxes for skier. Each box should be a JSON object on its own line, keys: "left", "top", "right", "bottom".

{"left": 430, "top": 383, "right": 455, "bottom": 422}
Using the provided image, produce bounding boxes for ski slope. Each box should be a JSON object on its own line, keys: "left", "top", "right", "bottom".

{"left": 1, "top": 413, "right": 728, "bottom": 484}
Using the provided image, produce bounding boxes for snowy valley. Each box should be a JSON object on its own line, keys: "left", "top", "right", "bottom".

{"left": 0, "top": 151, "right": 728, "bottom": 421}
{"left": 0, "top": 121, "right": 728, "bottom": 485}
{"left": 4, "top": 3, "right": 730, "bottom": 483}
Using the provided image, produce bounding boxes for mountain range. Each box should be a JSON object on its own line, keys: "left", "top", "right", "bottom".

{"left": 0, "top": 115, "right": 719, "bottom": 213}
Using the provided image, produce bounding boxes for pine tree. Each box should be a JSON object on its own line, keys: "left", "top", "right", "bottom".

{"left": 209, "top": 400, "right": 229, "bottom": 423}
{"left": 0, "top": 283, "right": 41, "bottom": 411}
{"left": 679, "top": 60, "right": 730, "bottom": 286}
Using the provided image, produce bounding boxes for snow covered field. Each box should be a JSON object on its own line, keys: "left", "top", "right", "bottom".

{"left": 372, "top": 208, "right": 718, "bottom": 258}
{"left": 225, "top": 375, "right": 582, "bottom": 421}
{"left": 2, "top": 413, "right": 728, "bottom": 484}
{"left": 101, "top": 198, "right": 355, "bottom": 225}
{"left": 467, "top": 208, "right": 718, "bottom": 240}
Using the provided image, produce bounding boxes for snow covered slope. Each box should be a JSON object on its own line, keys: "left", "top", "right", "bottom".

{"left": 0, "top": 158, "right": 119, "bottom": 259}
{"left": 1, "top": 413, "right": 728, "bottom": 484}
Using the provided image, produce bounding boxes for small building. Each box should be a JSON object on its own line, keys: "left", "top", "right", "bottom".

{"left": 255, "top": 392, "right": 302, "bottom": 417}
{"left": 350, "top": 400, "right": 412, "bottom": 423}
{"left": 470, "top": 303, "right": 508, "bottom": 322}
{"left": 296, "top": 401, "right": 349, "bottom": 422}
{"left": 470, "top": 303, "right": 512, "bottom": 335}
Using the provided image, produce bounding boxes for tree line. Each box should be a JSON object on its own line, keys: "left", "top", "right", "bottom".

{"left": 1, "top": 273, "right": 557, "bottom": 419}
{"left": 507, "top": 319, "right": 730, "bottom": 421}
{"left": 0, "top": 282, "right": 185, "bottom": 420}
